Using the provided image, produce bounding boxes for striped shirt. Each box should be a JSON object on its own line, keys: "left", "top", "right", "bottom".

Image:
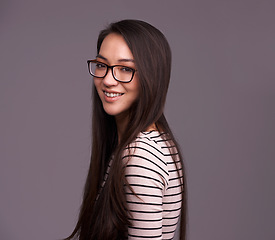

{"left": 121, "top": 131, "right": 183, "bottom": 239}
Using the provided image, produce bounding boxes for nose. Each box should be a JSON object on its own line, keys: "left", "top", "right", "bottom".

{"left": 102, "top": 68, "right": 118, "bottom": 87}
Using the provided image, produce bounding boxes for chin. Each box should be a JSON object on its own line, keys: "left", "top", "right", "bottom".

{"left": 103, "top": 106, "right": 122, "bottom": 116}
{"left": 103, "top": 106, "right": 129, "bottom": 118}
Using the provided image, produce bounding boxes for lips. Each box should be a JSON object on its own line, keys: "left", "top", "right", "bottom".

{"left": 103, "top": 91, "right": 124, "bottom": 98}
{"left": 102, "top": 90, "right": 124, "bottom": 102}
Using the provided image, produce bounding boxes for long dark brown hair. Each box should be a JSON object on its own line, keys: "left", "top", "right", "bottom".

{"left": 65, "top": 19, "right": 187, "bottom": 240}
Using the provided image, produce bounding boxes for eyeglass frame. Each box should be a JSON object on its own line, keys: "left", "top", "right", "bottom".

{"left": 87, "top": 59, "right": 137, "bottom": 83}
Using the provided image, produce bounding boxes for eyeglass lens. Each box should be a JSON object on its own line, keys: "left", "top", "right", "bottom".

{"left": 89, "top": 62, "right": 134, "bottom": 82}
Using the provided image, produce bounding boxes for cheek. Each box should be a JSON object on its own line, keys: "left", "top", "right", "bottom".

{"left": 128, "top": 78, "right": 139, "bottom": 98}
{"left": 131, "top": 87, "right": 139, "bottom": 100}
{"left": 133, "top": 84, "right": 140, "bottom": 100}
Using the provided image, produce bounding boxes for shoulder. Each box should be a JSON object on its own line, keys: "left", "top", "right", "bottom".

{"left": 131, "top": 130, "right": 171, "bottom": 151}
{"left": 122, "top": 131, "right": 171, "bottom": 185}
{"left": 129, "top": 131, "right": 176, "bottom": 158}
{"left": 125, "top": 131, "right": 169, "bottom": 163}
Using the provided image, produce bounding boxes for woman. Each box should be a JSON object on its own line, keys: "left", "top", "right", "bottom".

{"left": 65, "top": 19, "right": 186, "bottom": 240}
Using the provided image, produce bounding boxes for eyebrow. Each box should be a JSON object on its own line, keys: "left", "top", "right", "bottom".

{"left": 96, "top": 54, "right": 135, "bottom": 63}
{"left": 96, "top": 54, "right": 107, "bottom": 61}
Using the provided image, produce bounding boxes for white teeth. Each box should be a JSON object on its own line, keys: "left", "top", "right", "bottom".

{"left": 104, "top": 92, "right": 123, "bottom": 97}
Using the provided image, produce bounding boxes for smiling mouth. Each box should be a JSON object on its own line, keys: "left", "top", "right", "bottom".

{"left": 103, "top": 91, "right": 124, "bottom": 98}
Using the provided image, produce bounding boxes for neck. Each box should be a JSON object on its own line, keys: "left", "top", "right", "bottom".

{"left": 115, "top": 115, "right": 157, "bottom": 144}
{"left": 115, "top": 114, "right": 129, "bottom": 144}
{"left": 146, "top": 123, "right": 157, "bottom": 132}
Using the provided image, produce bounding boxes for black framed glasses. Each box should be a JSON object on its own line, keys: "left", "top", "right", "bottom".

{"left": 87, "top": 60, "right": 137, "bottom": 83}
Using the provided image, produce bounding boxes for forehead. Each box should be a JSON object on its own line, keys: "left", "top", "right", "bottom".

{"left": 99, "top": 33, "right": 134, "bottom": 62}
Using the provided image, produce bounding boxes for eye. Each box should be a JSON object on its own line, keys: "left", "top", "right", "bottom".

{"left": 119, "top": 66, "right": 134, "bottom": 73}
{"left": 96, "top": 62, "right": 107, "bottom": 69}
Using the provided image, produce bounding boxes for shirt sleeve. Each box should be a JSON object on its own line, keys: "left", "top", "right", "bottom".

{"left": 123, "top": 139, "right": 169, "bottom": 239}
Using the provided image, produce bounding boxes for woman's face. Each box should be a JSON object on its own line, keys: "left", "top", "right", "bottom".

{"left": 94, "top": 33, "right": 139, "bottom": 119}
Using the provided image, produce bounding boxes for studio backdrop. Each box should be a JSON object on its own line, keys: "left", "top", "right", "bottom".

{"left": 0, "top": 1, "right": 274, "bottom": 240}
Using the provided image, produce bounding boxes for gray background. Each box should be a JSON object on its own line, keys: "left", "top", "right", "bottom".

{"left": 1, "top": 0, "right": 274, "bottom": 240}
